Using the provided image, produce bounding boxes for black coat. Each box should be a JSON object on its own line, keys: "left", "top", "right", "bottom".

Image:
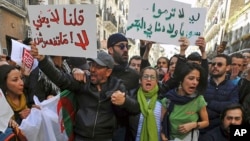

{"left": 38, "top": 56, "right": 140, "bottom": 140}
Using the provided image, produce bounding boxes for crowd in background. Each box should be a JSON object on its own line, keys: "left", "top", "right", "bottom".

{"left": 0, "top": 33, "right": 249, "bottom": 141}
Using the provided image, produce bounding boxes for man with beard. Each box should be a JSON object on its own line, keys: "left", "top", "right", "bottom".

{"left": 199, "top": 104, "right": 244, "bottom": 141}
{"left": 107, "top": 33, "right": 140, "bottom": 91}
{"left": 199, "top": 54, "right": 239, "bottom": 138}
{"left": 30, "top": 46, "right": 140, "bottom": 141}
{"left": 107, "top": 33, "right": 140, "bottom": 141}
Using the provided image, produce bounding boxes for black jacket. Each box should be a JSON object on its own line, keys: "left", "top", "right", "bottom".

{"left": 238, "top": 78, "right": 250, "bottom": 124}
{"left": 198, "top": 126, "right": 229, "bottom": 141}
{"left": 38, "top": 56, "right": 140, "bottom": 140}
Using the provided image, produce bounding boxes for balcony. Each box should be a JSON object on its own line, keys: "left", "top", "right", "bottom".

{"left": 0, "top": 0, "right": 26, "bottom": 18}
{"left": 5, "top": 0, "right": 25, "bottom": 10}
{"left": 205, "top": 23, "right": 220, "bottom": 42}
{"left": 118, "top": 26, "right": 125, "bottom": 34}
{"left": 103, "top": 11, "right": 117, "bottom": 33}
{"left": 206, "top": 0, "right": 220, "bottom": 20}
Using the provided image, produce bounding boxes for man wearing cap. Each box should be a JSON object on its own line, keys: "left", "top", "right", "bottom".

{"left": 30, "top": 45, "right": 140, "bottom": 141}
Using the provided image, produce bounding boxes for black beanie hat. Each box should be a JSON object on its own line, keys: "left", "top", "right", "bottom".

{"left": 107, "top": 33, "right": 128, "bottom": 48}
{"left": 0, "top": 65, "right": 16, "bottom": 94}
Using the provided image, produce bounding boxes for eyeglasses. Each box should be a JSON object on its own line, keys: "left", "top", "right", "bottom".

{"left": 231, "top": 63, "right": 242, "bottom": 67}
{"left": 113, "top": 43, "right": 131, "bottom": 50}
{"left": 142, "top": 74, "right": 156, "bottom": 80}
{"left": 211, "top": 62, "right": 223, "bottom": 67}
{"left": 243, "top": 56, "right": 250, "bottom": 59}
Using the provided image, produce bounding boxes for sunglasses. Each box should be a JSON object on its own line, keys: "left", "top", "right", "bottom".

{"left": 114, "top": 43, "right": 131, "bottom": 50}
{"left": 211, "top": 62, "right": 223, "bottom": 67}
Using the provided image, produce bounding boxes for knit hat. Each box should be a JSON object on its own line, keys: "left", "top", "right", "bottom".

{"left": 0, "top": 65, "right": 16, "bottom": 94}
{"left": 87, "top": 51, "right": 115, "bottom": 69}
{"left": 107, "top": 33, "right": 128, "bottom": 48}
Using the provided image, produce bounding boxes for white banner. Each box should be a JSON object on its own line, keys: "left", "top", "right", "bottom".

{"left": 0, "top": 89, "right": 14, "bottom": 132}
{"left": 27, "top": 4, "right": 97, "bottom": 58}
{"left": 126, "top": 0, "right": 207, "bottom": 45}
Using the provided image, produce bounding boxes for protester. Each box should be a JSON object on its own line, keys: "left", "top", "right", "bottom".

{"left": 187, "top": 52, "right": 202, "bottom": 64}
{"left": 128, "top": 55, "right": 142, "bottom": 74}
{"left": 238, "top": 63, "right": 250, "bottom": 126}
{"left": 126, "top": 66, "right": 163, "bottom": 141}
{"left": 161, "top": 62, "right": 209, "bottom": 141}
{"left": 157, "top": 57, "right": 169, "bottom": 69}
{"left": 30, "top": 44, "right": 140, "bottom": 141}
{"left": 0, "top": 65, "right": 30, "bottom": 125}
{"left": 156, "top": 57, "right": 169, "bottom": 81}
{"left": 0, "top": 65, "right": 30, "bottom": 141}
{"left": 229, "top": 53, "right": 244, "bottom": 85}
{"left": 107, "top": 33, "right": 140, "bottom": 141}
{"left": 199, "top": 54, "right": 239, "bottom": 137}
{"left": 25, "top": 55, "right": 69, "bottom": 106}
{"left": 242, "top": 51, "right": 250, "bottom": 73}
{"left": 107, "top": 33, "right": 140, "bottom": 91}
{"left": 160, "top": 37, "right": 190, "bottom": 94}
{"left": 187, "top": 37, "right": 209, "bottom": 76}
{"left": 199, "top": 104, "right": 244, "bottom": 141}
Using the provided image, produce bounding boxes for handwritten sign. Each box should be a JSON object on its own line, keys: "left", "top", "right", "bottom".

{"left": 22, "top": 48, "right": 34, "bottom": 71}
{"left": 126, "top": 0, "right": 207, "bottom": 45}
{"left": 11, "top": 39, "right": 38, "bottom": 71}
{"left": 186, "top": 8, "right": 207, "bottom": 44}
{"left": 27, "top": 4, "right": 97, "bottom": 58}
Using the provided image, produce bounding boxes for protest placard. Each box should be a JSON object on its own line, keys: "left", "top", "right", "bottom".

{"left": 126, "top": 0, "right": 207, "bottom": 45}
{"left": 27, "top": 4, "right": 97, "bottom": 58}
{"left": 11, "top": 39, "right": 38, "bottom": 71}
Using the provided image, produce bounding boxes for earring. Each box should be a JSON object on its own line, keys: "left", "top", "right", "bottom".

{"left": 178, "top": 82, "right": 182, "bottom": 90}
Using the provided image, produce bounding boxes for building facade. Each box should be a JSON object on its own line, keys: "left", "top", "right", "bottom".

{"left": 0, "top": 0, "right": 27, "bottom": 55}
{"left": 197, "top": 0, "right": 250, "bottom": 58}
{"left": 0, "top": 0, "right": 134, "bottom": 54}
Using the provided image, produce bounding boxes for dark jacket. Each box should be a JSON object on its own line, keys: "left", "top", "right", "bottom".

{"left": 38, "top": 56, "right": 140, "bottom": 140}
{"left": 25, "top": 67, "right": 59, "bottom": 106}
{"left": 198, "top": 126, "right": 229, "bottom": 141}
{"left": 200, "top": 78, "right": 239, "bottom": 134}
{"left": 112, "top": 64, "right": 140, "bottom": 91}
{"left": 238, "top": 78, "right": 250, "bottom": 124}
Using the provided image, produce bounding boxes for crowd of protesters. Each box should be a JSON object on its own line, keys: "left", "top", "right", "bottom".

{"left": 0, "top": 32, "right": 249, "bottom": 141}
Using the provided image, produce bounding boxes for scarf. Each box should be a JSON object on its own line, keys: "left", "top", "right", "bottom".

{"left": 6, "top": 93, "right": 27, "bottom": 125}
{"left": 137, "top": 85, "right": 159, "bottom": 141}
{"left": 6, "top": 94, "right": 27, "bottom": 116}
